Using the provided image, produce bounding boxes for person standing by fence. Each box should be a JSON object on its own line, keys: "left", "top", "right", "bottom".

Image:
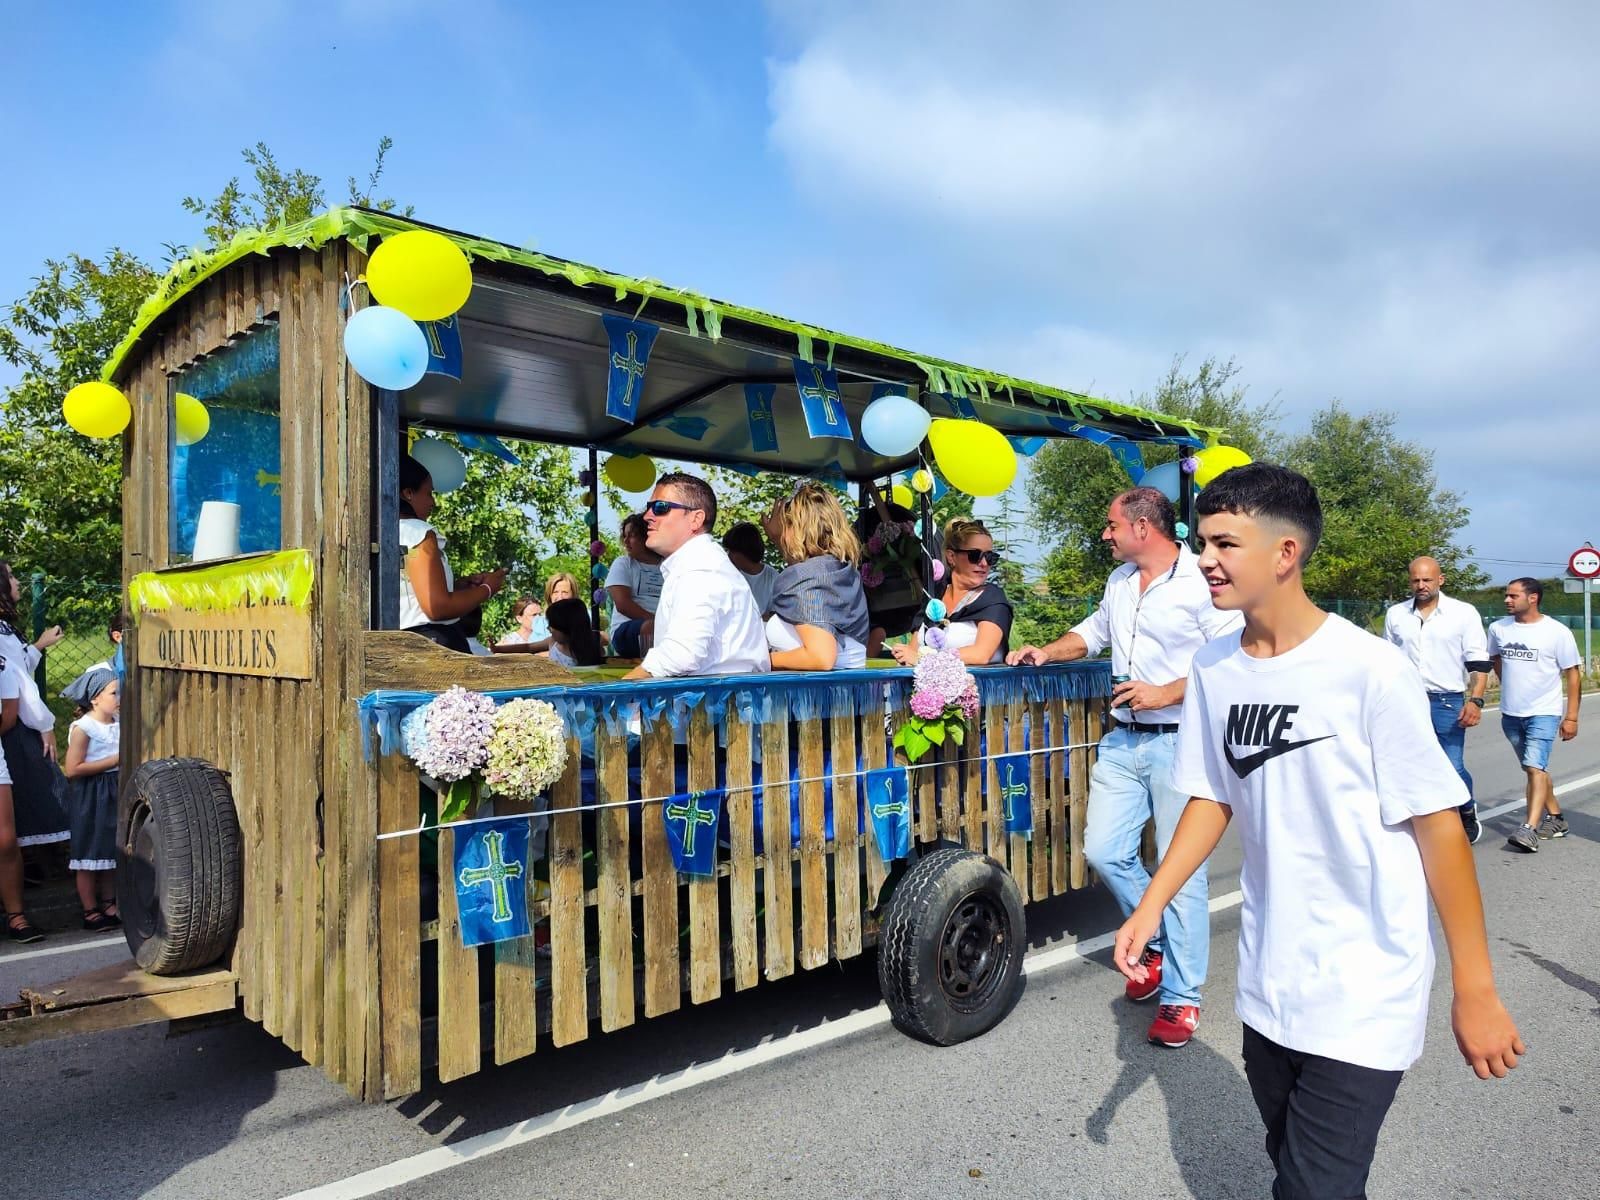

{"left": 63, "top": 668, "right": 121, "bottom": 931}
{"left": 1383, "top": 556, "right": 1492, "bottom": 843}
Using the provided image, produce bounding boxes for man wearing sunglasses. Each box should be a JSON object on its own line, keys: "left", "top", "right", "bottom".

{"left": 1007, "top": 486, "right": 1241, "bottom": 1048}
{"left": 623, "top": 473, "right": 769, "bottom": 681}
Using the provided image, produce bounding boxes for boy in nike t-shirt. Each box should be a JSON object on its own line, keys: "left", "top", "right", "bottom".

{"left": 1113, "top": 464, "right": 1522, "bottom": 1199}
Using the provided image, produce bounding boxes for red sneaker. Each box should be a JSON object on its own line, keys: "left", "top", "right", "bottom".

{"left": 1148, "top": 1004, "right": 1200, "bottom": 1048}
{"left": 1124, "top": 949, "right": 1163, "bottom": 1002}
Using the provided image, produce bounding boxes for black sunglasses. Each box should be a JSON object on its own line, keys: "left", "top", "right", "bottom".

{"left": 956, "top": 549, "right": 1001, "bottom": 566}
{"left": 643, "top": 499, "right": 699, "bottom": 517}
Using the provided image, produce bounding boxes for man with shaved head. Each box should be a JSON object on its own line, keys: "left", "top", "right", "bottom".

{"left": 1383, "top": 556, "right": 1491, "bottom": 841}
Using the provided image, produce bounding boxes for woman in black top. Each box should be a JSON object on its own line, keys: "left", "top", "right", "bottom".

{"left": 890, "top": 517, "right": 1013, "bottom": 665}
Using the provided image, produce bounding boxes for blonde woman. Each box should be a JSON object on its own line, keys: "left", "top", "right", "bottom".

{"left": 765, "top": 484, "right": 871, "bottom": 671}
{"left": 492, "top": 571, "right": 584, "bottom": 655}
{"left": 890, "top": 517, "right": 1013, "bottom": 666}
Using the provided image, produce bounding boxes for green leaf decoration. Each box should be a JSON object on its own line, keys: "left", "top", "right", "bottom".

{"left": 925, "top": 721, "right": 946, "bottom": 746}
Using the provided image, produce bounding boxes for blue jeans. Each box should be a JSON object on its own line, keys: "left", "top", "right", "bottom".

{"left": 1502, "top": 714, "right": 1559, "bottom": 772}
{"left": 1083, "top": 726, "right": 1208, "bottom": 1007}
{"left": 1427, "top": 692, "right": 1473, "bottom": 813}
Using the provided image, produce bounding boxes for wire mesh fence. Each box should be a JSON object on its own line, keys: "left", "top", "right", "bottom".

{"left": 23, "top": 575, "right": 124, "bottom": 732}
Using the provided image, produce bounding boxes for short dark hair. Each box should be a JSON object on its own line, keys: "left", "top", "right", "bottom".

{"left": 621, "top": 513, "right": 648, "bottom": 541}
{"left": 1196, "top": 463, "right": 1323, "bottom": 562}
{"left": 722, "top": 522, "right": 764, "bottom": 563}
{"left": 398, "top": 454, "right": 430, "bottom": 519}
{"left": 1114, "top": 487, "right": 1176, "bottom": 541}
{"left": 657, "top": 471, "right": 717, "bottom": 531}
{"left": 1507, "top": 577, "right": 1544, "bottom": 604}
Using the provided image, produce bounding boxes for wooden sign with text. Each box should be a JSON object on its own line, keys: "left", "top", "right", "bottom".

{"left": 137, "top": 602, "right": 313, "bottom": 680}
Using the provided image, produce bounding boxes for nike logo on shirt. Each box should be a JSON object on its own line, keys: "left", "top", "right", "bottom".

{"left": 1225, "top": 734, "right": 1337, "bottom": 777}
{"left": 1223, "top": 702, "right": 1336, "bottom": 777}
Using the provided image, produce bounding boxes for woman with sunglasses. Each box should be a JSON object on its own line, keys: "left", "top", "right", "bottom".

{"left": 890, "top": 517, "right": 1013, "bottom": 666}
{"left": 764, "top": 484, "right": 872, "bottom": 671}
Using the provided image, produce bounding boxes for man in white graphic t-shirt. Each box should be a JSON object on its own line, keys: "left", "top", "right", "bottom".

{"left": 1114, "top": 464, "right": 1520, "bottom": 1199}
{"left": 1488, "top": 577, "right": 1581, "bottom": 853}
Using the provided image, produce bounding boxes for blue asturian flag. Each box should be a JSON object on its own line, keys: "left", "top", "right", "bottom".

{"left": 1105, "top": 438, "right": 1144, "bottom": 480}
{"left": 864, "top": 766, "right": 912, "bottom": 862}
{"left": 458, "top": 433, "right": 521, "bottom": 465}
{"left": 996, "top": 753, "right": 1034, "bottom": 838}
{"left": 1046, "top": 417, "right": 1114, "bottom": 445}
{"left": 602, "top": 314, "right": 661, "bottom": 424}
{"left": 663, "top": 788, "right": 725, "bottom": 878}
{"left": 1007, "top": 435, "right": 1048, "bottom": 457}
{"left": 938, "top": 392, "right": 980, "bottom": 420}
{"left": 792, "top": 358, "right": 853, "bottom": 440}
{"left": 453, "top": 817, "right": 533, "bottom": 947}
{"left": 745, "top": 383, "right": 779, "bottom": 452}
{"left": 420, "top": 314, "right": 464, "bottom": 380}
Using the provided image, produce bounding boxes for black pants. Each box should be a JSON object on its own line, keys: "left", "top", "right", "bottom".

{"left": 1242, "top": 1024, "right": 1404, "bottom": 1200}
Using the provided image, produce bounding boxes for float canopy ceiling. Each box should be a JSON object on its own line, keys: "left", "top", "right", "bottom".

{"left": 106, "top": 207, "right": 1221, "bottom": 481}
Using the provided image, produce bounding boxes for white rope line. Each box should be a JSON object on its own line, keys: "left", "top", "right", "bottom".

{"left": 374, "top": 738, "right": 1100, "bottom": 840}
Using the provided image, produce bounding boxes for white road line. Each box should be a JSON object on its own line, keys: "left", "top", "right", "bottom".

{"left": 284, "top": 892, "right": 1248, "bottom": 1200}
{"left": 1477, "top": 770, "right": 1600, "bottom": 823}
{"left": 0, "top": 935, "right": 128, "bottom": 966}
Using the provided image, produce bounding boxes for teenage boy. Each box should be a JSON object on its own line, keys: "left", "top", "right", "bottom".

{"left": 1113, "top": 464, "right": 1522, "bottom": 1198}
{"left": 1488, "top": 577, "right": 1581, "bottom": 852}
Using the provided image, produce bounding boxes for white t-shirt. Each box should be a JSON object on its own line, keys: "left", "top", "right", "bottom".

{"left": 605, "top": 555, "right": 663, "bottom": 616}
{"left": 1487, "top": 615, "right": 1580, "bottom": 718}
{"left": 1383, "top": 593, "right": 1489, "bottom": 693}
{"left": 1071, "top": 545, "right": 1244, "bottom": 724}
{"left": 1171, "top": 615, "right": 1467, "bottom": 1072}
{"left": 640, "top": 535, "right": 769, "bottom": 678}
{"left": 742, "top": 564, "right": 780, "bottom": 616}
{"left": 70, "top": 714, "right": 121, "bottom": 763}
{"left": 399, "top": 518, "right": 457, "bottom": 631}
{"left": 765, "top": 616, "right": 867, "bottom": 670}
{"left": 0, "top": 657, "right": 17, "bottom": 787}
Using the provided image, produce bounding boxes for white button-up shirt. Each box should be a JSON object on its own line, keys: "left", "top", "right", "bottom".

{"left": 641, "top": 534, "right": 770, "bottom": 678}
{"left": 1070, "top": 545, "right": 1243, "bottom": 725}
{"left": 1383, "top": 592, "right": 1489, "bottom": 693}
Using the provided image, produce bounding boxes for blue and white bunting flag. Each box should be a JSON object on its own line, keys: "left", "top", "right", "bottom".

{"left": 664, "top": 788, "right": 725, "bottom": 878}
{"left": 939, "top": 392, "right": 980, "bottom": 420}
{"left": 421, "top": 314, "right": 464, "bottom": 380}
{"left": 744, "top": 383, "right": 779, "bottom": 452}
{"left": 792, "top": 358, "right": 853, "bottom": 440}
{"left": 602, "top": 314, "right": 661, "bottom": 424}
{"left": 1106, "top": 438, "right": 1144, "bottom": 480}
{"left": 1007, "top": 435, "right": 1048, "bottom": 457}
{"left": 458, "top": 433, "right": 521, "bottom": 465}
{"left": 864, "top": 766, "right": 912, "bottom": 862}
{"left": 453, "top": 817, "right": 532, "bottom": 947}
{"left": 996, "top": 753, "right": 1034, "bottom": 838}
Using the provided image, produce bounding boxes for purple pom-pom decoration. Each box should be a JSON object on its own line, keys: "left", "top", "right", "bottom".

{"left": 593, "top": 588, "right": 606, "bottom": 606}
{"left": 931, "top": 560, "right": 946, "bottom": 582}
{"left": 925, "top": 626, "right": 948, "bottom": 651}
{"left": 1180, "top": 456, "right": 1200, "bottom": 475}
{"left": 590, "top": 539, "right": 606, "bottom": 558}
{"left": 578, "top": 469, "right": 594, "bottom": 487}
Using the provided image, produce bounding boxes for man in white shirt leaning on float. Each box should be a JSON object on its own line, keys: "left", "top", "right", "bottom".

{"left": 1383, "top": 556, "right": 1492, "bottom": 842}
{"left": 624, "top": 472, "right": 769, "bottom": 680}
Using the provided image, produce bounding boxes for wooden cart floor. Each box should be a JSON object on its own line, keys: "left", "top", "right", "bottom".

{"left": 0, "top": 958, "right": 238, "bottom": 1048}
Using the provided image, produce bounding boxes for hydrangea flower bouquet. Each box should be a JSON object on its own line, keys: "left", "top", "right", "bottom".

{"left": 861, "top": 518, "right": 921, "bottom": 592}
{"left": 892, "top": 638, "right": 980, "bottom": 763}
{"left": 402, "top": 686, "right": 569, "bottom": 821}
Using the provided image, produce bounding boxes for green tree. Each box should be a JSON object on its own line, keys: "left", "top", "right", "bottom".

{"left": 0, "top": 139, "right": 404, "bottom": 601}
{"left": 1287, "top": 403, "right": 1487, "bottom": 602}
{"left": 1027, "top": 356, "right": 1280, "bottom": 602}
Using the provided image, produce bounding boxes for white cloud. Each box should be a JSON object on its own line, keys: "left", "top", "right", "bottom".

{"left": 764, "top": 0, "right": 1600, "bottom": 569}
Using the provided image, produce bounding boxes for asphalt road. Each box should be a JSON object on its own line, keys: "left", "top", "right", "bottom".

{"left": 4, "top": 696, "right": 1598, "bottom": 1200}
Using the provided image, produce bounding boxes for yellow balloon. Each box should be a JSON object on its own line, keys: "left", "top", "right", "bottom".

{"left": 62, "top": 381, "right": 131, "bottom": 439}
{"left": 891, "top": 483, "right": 914, "bottom": 509}
{"left": 911, "top": 469, "right": 934, "bottom": 494}
{"left": 174, "top": 392, "right": 210, "bottom": 446}
{"left": 927, "top": 419, "right": 1017, "bottom": 497}
{"left": 604, "top": 454, "right": 657, "bottom": 493}
{"left": 1194, "top": 444, "right": 1251, "bottom": 488}
{"left": 366, "top": 230, "right": 473, "bottom": 322}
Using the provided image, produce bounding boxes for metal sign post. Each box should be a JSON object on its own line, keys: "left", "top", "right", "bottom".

{"left": 1567, "top": 544, "right": 1600, "bottom": 670}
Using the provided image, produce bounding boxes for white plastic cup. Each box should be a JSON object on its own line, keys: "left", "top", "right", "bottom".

{"left": 192, "top": 500, "right": 242, "bottom": 562}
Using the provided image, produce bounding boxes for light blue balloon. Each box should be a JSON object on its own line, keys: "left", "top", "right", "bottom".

{"left": 344, "top": 305, "right": 429, "bottom": 391}
{"left": 860, "top": 394, "right": 932, "bottom": 458}
{"left": 1139, "top": 460, "right": 1182, "bottom": 502}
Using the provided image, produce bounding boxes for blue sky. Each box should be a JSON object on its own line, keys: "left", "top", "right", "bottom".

{"left": 4, "top": 1, "right": 1595, "bottom": 581}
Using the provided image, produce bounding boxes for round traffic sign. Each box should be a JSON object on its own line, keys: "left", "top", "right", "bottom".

{"left": 1569, "top": 546, "right": 1600, "bottom": 579}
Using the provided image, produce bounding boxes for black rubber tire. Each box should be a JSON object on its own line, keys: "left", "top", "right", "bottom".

{"left": 116, "top": 758, "right": 242, "bottom": 975}
{"left": 877, "top": 847, "right": 1026, "bottom": 1046}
